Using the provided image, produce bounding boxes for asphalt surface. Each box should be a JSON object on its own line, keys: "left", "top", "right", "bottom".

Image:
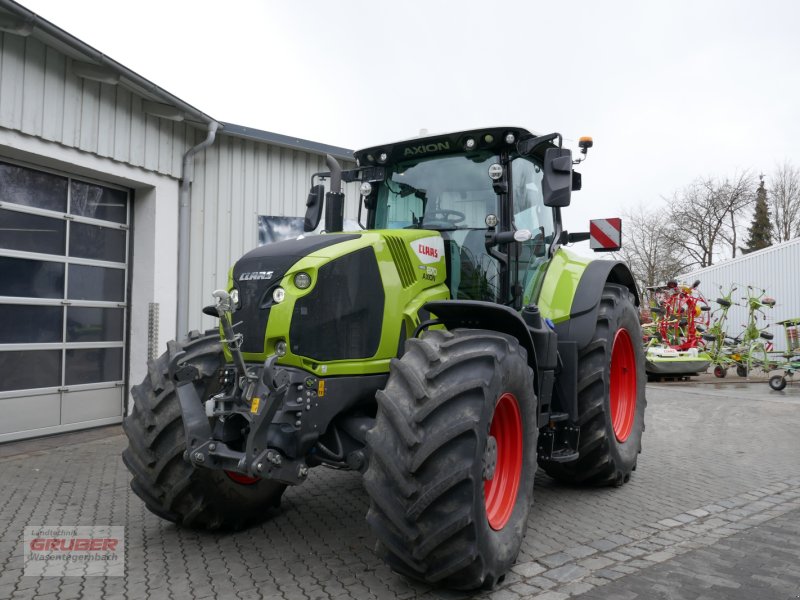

{"left": 0, "top": 377, "right": 798, "bottom": 599}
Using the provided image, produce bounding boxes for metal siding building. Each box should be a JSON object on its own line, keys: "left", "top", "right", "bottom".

{"left": 681, "top": 237, "right": 800, "bottom": 352}
{"left": 0, "top": 32, "right": 188, "bottom": 178}
{"left": 0, "top": 0, "right": 356, "bottom": 441}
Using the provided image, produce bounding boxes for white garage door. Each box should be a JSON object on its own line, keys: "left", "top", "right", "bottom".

{"left": 0, "top": 159, "right": 129, "bottom": 442}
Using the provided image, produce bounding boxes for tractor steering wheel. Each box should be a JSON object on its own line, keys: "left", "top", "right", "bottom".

{"left": 424, "top": 209, "right": 466, "bottom": 226}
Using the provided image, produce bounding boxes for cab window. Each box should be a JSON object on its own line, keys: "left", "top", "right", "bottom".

{"left": 511, "top": 157, "right": 555, "bottom": 304}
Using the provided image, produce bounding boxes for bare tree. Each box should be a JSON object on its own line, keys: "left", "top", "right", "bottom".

{"left": 768, "top": 160, "right": 800, "bottom": 242}
{"left": 716, "top": 171, "right": 756, "bottom": 258}
{"left": 665, "top": 179, "right": 725, "bottom": 268}
{"left": 615, "top": 204, "right": 690, "bottom": 294}
{"left": 665, "top": 172, "right": 754, "bottom": 267}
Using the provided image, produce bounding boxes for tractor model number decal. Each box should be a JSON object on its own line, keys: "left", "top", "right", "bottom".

{"left": 411, "top": 236, "right": 444, "bottom": 265}
{"left": 239, "top": 271, "right": 274, "bottom": 281}
{"left": 403, "top": 141, "right": 450, "bottom": 157}
{"left": 419, "top": 265, "right": 438, "bottom": 282}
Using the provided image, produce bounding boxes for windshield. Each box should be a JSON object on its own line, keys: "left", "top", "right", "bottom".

{"left": 374, "top": 152, "right": 497, "bottom": 230}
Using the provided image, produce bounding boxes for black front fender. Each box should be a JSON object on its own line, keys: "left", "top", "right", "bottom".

{"left": 422, "top": 299, "right": 538, "bottom": 376}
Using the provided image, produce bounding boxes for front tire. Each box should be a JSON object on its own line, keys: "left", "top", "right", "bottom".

{"left": 122, "top": 330, "right": 286, "bottom": 530}
{"left": 364, "top": 329, "right": 536, "bottom": 590}
{"left": 541, "top": 283, "right": 647, "bottom": 486}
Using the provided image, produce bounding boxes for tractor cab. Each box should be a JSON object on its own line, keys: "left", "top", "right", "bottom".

{"left": 306, "top": 127, "right": 580, "bottom": 309}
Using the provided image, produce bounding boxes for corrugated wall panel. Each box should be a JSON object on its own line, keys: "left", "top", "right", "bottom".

{"left": 60, "top": 54, "right": 82, "bottom": 147}
{"left": 128, "top": 99, "right": 147, "bottom": 168}
{"left": 0, "top": 34, "right": 25, "bottom": 129}
{"left": 97, "top": 82, "right": 116, "bottom": 157}
{"left": 41, "top": 46, "right": 65, "bottom": 141}
{"left": 21, "top": 37, "right": 45, "bottom": 135}
{"left": 143, "top": 114, "right": 160, "bottom": 172}
{"left": 681, "top": 238, "right": 800, "bottom": 352}
{"left": 78, "top": 79, "right": 100, "bottom": 151}
{"left": 0, "top": 33, "right": 186, "bottom": 178}
{"left": 113, "top": 86, "right": 132, "bottom": 162}
{"left": 188, "top": 140, "right": 358, "bottom": 331}
{"left": 158, "top": 119, "right": 174, "bottom": 175}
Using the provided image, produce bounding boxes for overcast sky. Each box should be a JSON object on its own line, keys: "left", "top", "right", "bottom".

{"left": 19, "top": 0, "right": 800, "bottom": 240}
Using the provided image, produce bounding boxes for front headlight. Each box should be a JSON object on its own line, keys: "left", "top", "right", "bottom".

{"left": 294, "top": 272, "right": 312, "bottom": 289}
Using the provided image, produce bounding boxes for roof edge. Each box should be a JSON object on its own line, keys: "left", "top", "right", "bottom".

{"left": 220, "top": 123, "right": 354, "bottom": 162}
{"left": 0, "top": 0, "right": 217, "bottom": 126}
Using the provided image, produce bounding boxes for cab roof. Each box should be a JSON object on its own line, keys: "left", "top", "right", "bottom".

{"left": 354, "top": 126, "right": 537, "bottom": 167}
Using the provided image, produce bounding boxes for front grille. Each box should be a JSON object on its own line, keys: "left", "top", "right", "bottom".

{"left": 235, "top": 281, "right": 275, "bottom": 354}
{"left": 290, "top": 247, "right": 384, "bottom": 361}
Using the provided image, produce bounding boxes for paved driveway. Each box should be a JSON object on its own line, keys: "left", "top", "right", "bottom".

{"left": 1, "top": 378, "right": 799, "bottom": 599}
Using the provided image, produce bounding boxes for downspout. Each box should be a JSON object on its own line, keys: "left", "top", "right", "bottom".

{"left": 177, "top": 122, "right": 219, "bottom": 337}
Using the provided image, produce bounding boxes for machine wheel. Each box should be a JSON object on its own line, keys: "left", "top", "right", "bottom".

{"left": 736, "top": 365, "right": 748, "bottom": 378}
{"left": 769, "top": 375, "right": 787, "bottom": 391}
{"left": 541, "top": 283, "right": 646, "bottom": 486}
{"left": 123, "top": 330, "right": 286, "bottom": 530}
{"left": 713, "top": 365, "right": 727, "bottom": 378}
{"left": 364, "top": 329, "right": 536, "bottom": 590}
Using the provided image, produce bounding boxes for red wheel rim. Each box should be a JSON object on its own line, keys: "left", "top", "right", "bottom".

{"left": 483, "top": 392, "right": 523, "bottom": 531}
{"left": 225, "top": 471, "right": 259, "bottom": 485}
{"left": 610, "top": 328, "right": 637, "bottom": 442}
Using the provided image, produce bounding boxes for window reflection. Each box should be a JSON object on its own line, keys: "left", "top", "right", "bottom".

{"left": 0, "top": 162, "right": 68, "bottom": 213}
{"left": 0, "top": 257, "right": 65, "bottom": 298}
{"left": 0, "top": 209, "right": 66, "bottom": 255}
{"left": 70, "top": 181, "right": 128, "bottom": 224}
{"left": 66, "top": 307, "right": 124, "bottom": 342}
{"left": 0, "top": 306, "right": 63, "bottom": 343}
{"left": 67, "top": 264, "right": 125, "bottom": 302}
{"left": 69, "top": 222, "right": 126, "bottom": 262}
{"left": 0, "top": 350, "right": 61, "bottom": 392}
{"left": 65, "top": 348, "right": 123, "bottom": 385}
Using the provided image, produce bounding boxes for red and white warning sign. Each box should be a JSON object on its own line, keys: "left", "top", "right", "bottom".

{"left": 589, "top": 218, "right": 622, "bottom": 251}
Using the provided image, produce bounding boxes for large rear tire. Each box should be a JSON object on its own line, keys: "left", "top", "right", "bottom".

{"left": 364, "top": 329, "right": 536, "bottom": 590}
{"left": 122, "top": 330, "right": 286, "bottom": 530}
{"left": 541, "top": 283, "right": 646, "bottom": 486}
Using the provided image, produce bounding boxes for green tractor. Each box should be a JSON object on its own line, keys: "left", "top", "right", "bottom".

{"left": 123, "top": 127, "right": 646, "bottom": 590}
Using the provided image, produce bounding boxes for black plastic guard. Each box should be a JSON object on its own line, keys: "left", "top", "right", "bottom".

{"left": 422, "top": 300, "right": 538, "bottom": 387}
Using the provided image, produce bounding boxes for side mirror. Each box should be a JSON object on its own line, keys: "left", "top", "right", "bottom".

{"left": 542, "top": 148, "right": 573, "bottom": 207}
{"left": 304, "top": 184, "right": 324, "bottom": 232}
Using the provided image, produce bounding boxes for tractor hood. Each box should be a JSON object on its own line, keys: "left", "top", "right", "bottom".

{"left": 227, "top": 230, "right": 450, "bottom": 373}
{"left": 232, "top": 234, "right": 360, "bottom": 354}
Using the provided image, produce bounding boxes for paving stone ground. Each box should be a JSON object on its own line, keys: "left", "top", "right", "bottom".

{"left": 0, "top": 378, "right": 798, "bottom": 599}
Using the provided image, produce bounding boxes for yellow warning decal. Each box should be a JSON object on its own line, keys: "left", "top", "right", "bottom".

{"left": 318, "top": 380, "right": 325, "bottom": 397}
{"left": 250, "top": 396, "right": 260, "bottom": 414}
